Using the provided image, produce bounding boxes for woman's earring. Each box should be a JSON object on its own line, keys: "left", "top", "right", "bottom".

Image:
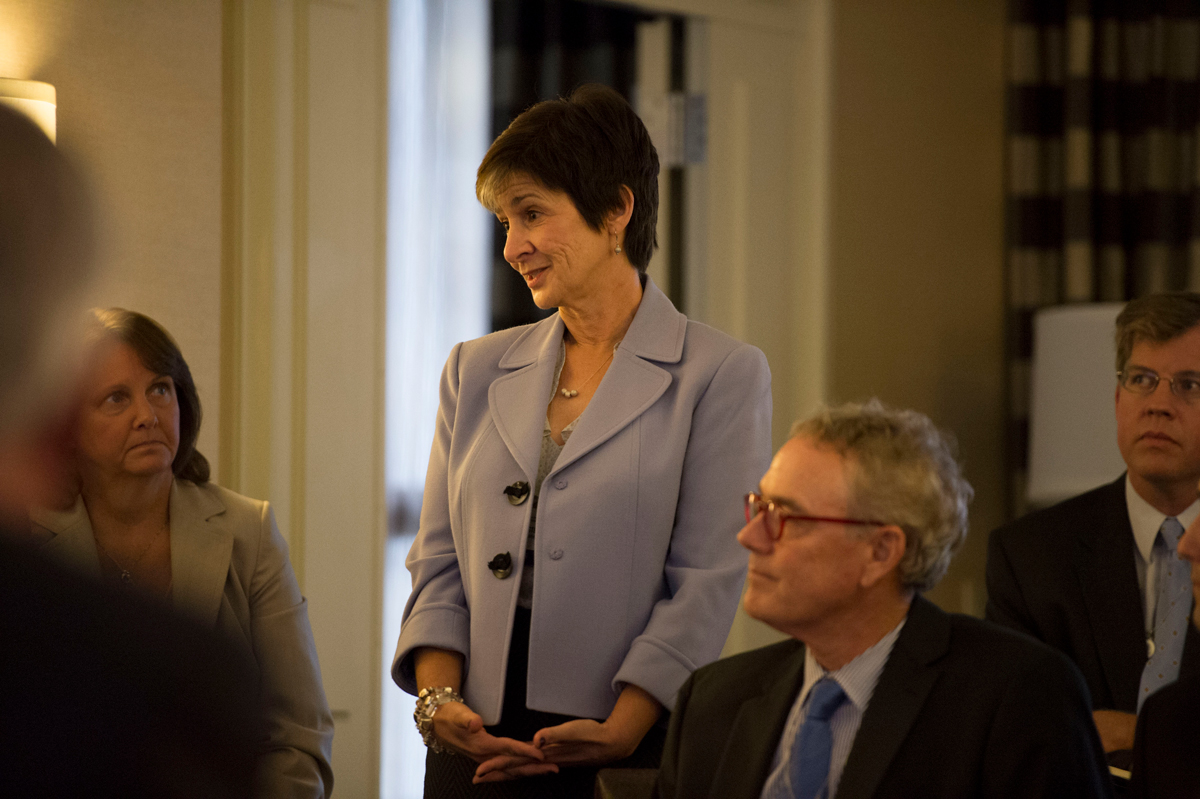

{"left": 615, "top": 242, "right": 623, "bottom": 254}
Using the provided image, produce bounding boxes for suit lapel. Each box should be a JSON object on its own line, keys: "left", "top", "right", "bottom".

{"left": 552, "top": 278, "right": 685, "bottom": 475}
{"left": 835, "top": 596, "right": 948, "bottom": 799}
{"left": 31, "top": 497, "right": 103, "bottom": 578}
{"left": 1076, "top": 478, "right": 1145, "bottom": 709}
{"left": 710, "top": 643, "right": 807, "bottom": 799}
{"left": 168, "top": 481, "right": 232, "bottom": 628}
{"left": 488, "top": 316, "right": 564, "bottom": 481}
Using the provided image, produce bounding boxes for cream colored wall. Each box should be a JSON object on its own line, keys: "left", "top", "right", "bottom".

{"left": 632, "top": 0, "right": 1007, "bottom": 630}
{"left": 3, "top": 2, "right": 387, "bottom": 794}
{"left": 826, "top": 0, "right": 1007, "bottom": 615}
{"left": 225, "top": 2, "right": 388, "bottom": 794}
{"left": 0, "top": 0, "right": 225, "bottom": 476}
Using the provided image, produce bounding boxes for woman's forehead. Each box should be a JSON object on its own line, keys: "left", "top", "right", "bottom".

{"left": 88, "top": 339, "right": 163, "bottom": 382}
{"left": 494, "top": 173, "right": 552, "bottom": 205}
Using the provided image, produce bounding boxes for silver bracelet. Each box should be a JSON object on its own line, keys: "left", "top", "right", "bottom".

{"left": 414, "top": 686, "right": 463, "bottom": 754}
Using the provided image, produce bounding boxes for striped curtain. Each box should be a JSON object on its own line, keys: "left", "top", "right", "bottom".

{"left": 1006, "top": 0, "right": 1200, "bottom": 512}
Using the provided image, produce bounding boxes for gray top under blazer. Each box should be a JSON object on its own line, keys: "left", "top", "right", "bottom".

{"left": 393, "top": 278, "right": 773, "bottom": 724}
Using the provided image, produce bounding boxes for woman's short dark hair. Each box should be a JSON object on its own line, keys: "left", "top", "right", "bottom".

{"left": 88, "top": 308, "right": 209, "bottom": 484}
{"left": 476, "top": 83, "right": 660, "bottom": 272}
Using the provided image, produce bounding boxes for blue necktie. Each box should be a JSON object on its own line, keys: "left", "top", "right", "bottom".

{"left": 1137, "top": 517, "right": 1192, "bottom": 712}
{"left": 790, "top": 678, "right": 847, "bottom": 799}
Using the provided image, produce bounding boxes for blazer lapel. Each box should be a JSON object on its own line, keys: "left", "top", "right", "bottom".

{"left": 710, "top": 643, "right": 807, "bottom": 799}
{"left": 551, "top": 351, "right": 670, "bottom": 474}
{"left": 168, "top": 481, "right": 233, "bottom": 629}
{"left": 31, "top": 497, "right": 103, "bottom": 578}
{"left": 1076, "top": 478, "right": 1145, "bottom": 709}
{"left": 488, "top": 316, "right": 564, "bottom": 481}
{"left": 552, "top": 278, "right": 685, "bottom": 475}
{"left": 835, "top": 596, "right": 948, "bottom": 799}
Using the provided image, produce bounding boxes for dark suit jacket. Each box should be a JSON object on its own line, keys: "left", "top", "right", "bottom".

{"left": 1128, "top": 675, "right": 1200, "bottom": 799}
{"left": 986, "top": 477, "right": 1200, "bottom": 713}
{"left": 0, "top": 533, "right": 260, "bottom": 798}
{"left": 655, "top": 596, "right": 1113, "bottom": 799}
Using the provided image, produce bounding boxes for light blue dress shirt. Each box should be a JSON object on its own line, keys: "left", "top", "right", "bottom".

{"left": 760, "top": 618, "right": 906, "bottom": 799}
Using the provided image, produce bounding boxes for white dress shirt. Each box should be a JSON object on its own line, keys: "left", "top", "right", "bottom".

{"left": 760, "top": 618, "right": 906, "bottom": 799}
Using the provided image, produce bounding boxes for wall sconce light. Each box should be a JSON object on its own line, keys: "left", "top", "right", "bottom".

{"left": 0, "top": 78, "right": 56, "bottom": 142}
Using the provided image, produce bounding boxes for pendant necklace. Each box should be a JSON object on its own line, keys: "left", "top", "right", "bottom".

{"left": 94, "top": 529, "right": 159, "bottom": 586}
{"left": 559, "top": 343, "right": 618, "bottom": 399}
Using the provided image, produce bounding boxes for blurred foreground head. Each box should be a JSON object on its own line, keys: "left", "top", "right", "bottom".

{"left": 0, "top": 104, "right": 93, "bottom": 522}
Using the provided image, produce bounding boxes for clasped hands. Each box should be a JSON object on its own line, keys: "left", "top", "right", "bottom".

{"left": 430, "top": 701, "right": 650, "bottom": 784}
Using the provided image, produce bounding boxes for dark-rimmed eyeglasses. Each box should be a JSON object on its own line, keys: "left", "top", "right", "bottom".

{"left": 1117, "top": 369, "right": 1200, "bottom": 403}
{"left": 743, "top": 492, "right": 889, "bottom": 540}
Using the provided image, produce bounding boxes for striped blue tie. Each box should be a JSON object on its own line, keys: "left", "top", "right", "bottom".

{"left": 790, "top": 678, "right": 847, "bottom": 799}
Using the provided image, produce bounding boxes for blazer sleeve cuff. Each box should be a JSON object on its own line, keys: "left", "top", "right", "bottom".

{"left": 392, "top": 603, "right": 471, "bottom": 695}
{"left": 612, "top": 635, "right": 698, "bottom": 711}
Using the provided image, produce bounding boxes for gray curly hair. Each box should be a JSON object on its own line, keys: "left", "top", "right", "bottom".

{"left": 791, "top": 399, "right": 973, "bottom": 593}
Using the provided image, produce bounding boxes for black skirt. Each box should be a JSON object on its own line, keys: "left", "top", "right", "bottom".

{"left": 423, "top": 606, "right": 665, "bottom": 799}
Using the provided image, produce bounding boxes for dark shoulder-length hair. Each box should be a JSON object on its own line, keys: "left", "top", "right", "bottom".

{"left": 476, "top": 83, "right": 660, "bottom": 272}
{"left": 88, "top": 308, "right": 210, "bottom": 484}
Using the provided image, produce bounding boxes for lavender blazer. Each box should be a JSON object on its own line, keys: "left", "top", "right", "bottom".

{"left": 392, "top": 278, "right": 772, "bottom": 724}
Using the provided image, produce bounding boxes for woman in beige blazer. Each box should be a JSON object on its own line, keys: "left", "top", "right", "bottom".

{"left": 32, "top": 308, "right": 334, "bottom": 799}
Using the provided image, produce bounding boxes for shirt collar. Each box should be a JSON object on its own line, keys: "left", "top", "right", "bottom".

{"left": 800, "top": 616, "right": 907, "bottom": 713}
{"left": 1125, "top": 474, "right": 1200, "bottom": 561}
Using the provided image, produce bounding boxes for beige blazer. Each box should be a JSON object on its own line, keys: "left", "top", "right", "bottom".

{"left": 32, "top": 480, "right": 334, "bottom": 799}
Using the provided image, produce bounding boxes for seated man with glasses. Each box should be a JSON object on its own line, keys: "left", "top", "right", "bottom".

{"left": 988, "top": 292, "right": 1200, "bottom": 774}
{"left": 656, "top": 401, "right": 1111, "bottom": 799}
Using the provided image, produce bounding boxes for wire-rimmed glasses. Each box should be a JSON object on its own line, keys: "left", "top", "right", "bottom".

{"left": 1117, "top": 369, "right": 1200, "bottom": 403}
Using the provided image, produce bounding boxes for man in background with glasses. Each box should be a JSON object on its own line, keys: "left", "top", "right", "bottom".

{"left": 657, "top": 401, "right": 1110, "bottom": 799}
{"left": 988, "top": 293, "right": 1200, "bottom": 776}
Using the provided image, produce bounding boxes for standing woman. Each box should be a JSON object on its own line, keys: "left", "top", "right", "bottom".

{"left": 32, "top": 309, "right": 335, "bottom": 799}
{"left": 393, "top": 84, "right": 773, "bottom": 797}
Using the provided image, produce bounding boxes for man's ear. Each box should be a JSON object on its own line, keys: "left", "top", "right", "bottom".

{"left": 860, "top": 524, "right": 906, "bottom": 589}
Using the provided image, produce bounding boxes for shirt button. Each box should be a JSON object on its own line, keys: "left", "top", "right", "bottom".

{"left": 554, "top": 478, "right": 568, "bottom": 490}
{"left": 549, "top": 548, "right": 564, "bottom": 560}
